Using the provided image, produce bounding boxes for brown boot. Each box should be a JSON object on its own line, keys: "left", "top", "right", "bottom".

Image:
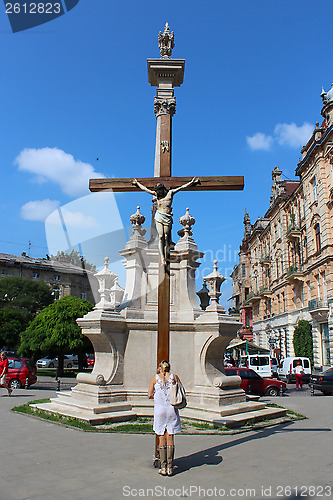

{"left": 158, "top": 446, "right": 167, "bottom": 475}
{"left": 167, "top": 445, "right": 174, "bottom": 476}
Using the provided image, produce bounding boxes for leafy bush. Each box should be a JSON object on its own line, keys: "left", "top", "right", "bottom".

{"left": 293, "top": 320, "right": 313, "bottom": 364}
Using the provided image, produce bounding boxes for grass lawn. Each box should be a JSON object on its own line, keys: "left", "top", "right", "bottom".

{"left": 12, "top": 399, "right": 307, "bottom": 434}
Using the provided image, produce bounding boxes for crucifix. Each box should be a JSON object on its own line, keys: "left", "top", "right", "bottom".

{"left": 89, "top": 23, "right": 244, "bottom": 459}
{"left": 90, "top": 22, "right": 243, "bottom": 364}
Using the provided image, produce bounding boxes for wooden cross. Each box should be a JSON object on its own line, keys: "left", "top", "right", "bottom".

{"left": 89, "top": 174, "right": 244, "bottom": 366}
{"left": 89, "top": 23, "right": 244, "bottom": 466}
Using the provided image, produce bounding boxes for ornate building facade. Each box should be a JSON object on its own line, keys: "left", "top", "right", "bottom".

{"left": 231, "top": 84, "right": 333, "bottom": 370}
{"left": 0, "top": 252, "right": 97, "bottom": 304}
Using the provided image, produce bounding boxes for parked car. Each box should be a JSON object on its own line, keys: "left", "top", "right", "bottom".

{"left": 87, "top": 354, "right": 95, "bottom": 368}
{"left": 225, "top": 367, "right": 286, "bottom": 396}
{"left": 239, "top": 354, "right": 275, "bottom": 378}
{"left": 6, "top": 357, "right": 37, "bottom": 389}
{"left": 277, "top": 357, "right": 312, "bottom": 383}
{"left": 36, "top": 355, "right": 78, "bottom": 369}
{"left": 310, "top": 368, "right": 333, "bottom": 395}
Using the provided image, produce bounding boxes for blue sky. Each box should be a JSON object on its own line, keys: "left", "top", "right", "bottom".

{"left": 1, "top": 0, "right": 333, "bottom": 307}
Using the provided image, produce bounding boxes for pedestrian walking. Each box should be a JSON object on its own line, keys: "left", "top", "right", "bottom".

{"left": 294, "top": 360, "right": 303, "bottom": 390}
{"left": 148, "top": 360, "right": 182, "bottom": 476}
{"left": 0, "top": 352, "right": 13, "bottom": 396}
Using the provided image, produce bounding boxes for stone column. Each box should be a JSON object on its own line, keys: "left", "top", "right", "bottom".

{"left": 147, "top": 23, "right": 185, "bottom": 177}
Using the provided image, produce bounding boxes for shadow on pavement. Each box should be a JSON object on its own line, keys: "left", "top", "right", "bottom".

{"left": 175, "top": 421, "right": 331, "bottom": 475}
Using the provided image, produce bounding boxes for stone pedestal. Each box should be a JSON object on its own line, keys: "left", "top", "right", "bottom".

{"left": 35, "top": 208, "right": 287, "bottom": 425}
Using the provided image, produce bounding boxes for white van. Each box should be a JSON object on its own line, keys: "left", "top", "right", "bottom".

{"left": 240, "top": 355, "right": 273, "bottom": 378}
{"left": 277, "top": 357, "right": 312, "bottom": 383}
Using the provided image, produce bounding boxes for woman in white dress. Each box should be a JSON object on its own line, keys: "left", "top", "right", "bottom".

{"left": 148, "top": 360, "right": 182, "bottom": 476}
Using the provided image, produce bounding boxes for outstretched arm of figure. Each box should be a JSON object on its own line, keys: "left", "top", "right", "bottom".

{"left": 170, "top": 177, "right": 200, "bottom": 195}
{"left": 132, "top": 178, "right": 155, "bottom": 196}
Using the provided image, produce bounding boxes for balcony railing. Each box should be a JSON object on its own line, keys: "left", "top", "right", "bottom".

{"left": 286, "top": 224, "right": 301, "bottom": 241}
{"left": 286, "top": 265, "right": 304, "bottom": 282}
{"left": 259, "top": 285, "right": 272, "bottom": 296}
{"left": 244, "top": 290, "right": 261, "bottom": 303}
{"left": 287, "top": 265, "right": 301, "bottom": 275}
{"left": 308, "top": 298, "right": 328, "bottom": 311}
{"left": 259, "top": 255, "right": 271, "bottom": 265}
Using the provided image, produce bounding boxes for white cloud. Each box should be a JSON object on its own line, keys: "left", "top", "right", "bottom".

{"left": 21, "top": 199, "right": 60, "bottom": 221}
{"left": 246, "top": 133, "right": 273, "bottom": 151}
{"left": 47, "top": 208, "right": 100, "bottom": 228}
{"left": 15, "top": 147, "right": 105, "bottom": 197}
{"left": 274, "top": 122, "right": 313, "bottom": 148}
{"left": 247, "top": 121, "right": 314, "bottom": 151}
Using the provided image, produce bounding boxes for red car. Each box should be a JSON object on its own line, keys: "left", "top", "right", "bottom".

{"left": 87, "top": 355, "right": 95, "bottom": 368}
{"left": 6, "top": 357, "right": 37, "bottom": 389}
{"left": 225, "top": 367, "right": 286, "bottom": 396}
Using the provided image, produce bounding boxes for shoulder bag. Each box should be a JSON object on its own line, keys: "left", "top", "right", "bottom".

{"left": 169, "top": 377, "right": 187, "bottom": 409}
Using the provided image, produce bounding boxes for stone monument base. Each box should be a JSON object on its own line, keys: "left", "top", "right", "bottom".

{"left": 33, "top": 388, "right": 286, "bottom": 428}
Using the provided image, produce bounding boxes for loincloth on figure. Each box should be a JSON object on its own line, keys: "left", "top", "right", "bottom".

{"left": 154, "top": 210, "right": 173, "bottom": 228}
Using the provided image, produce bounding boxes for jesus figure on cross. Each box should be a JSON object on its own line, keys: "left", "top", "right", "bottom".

{"left": 132, "top": 177, "right": 200, "bottom": 266}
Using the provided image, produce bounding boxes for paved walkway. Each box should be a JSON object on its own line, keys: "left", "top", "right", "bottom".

{"left": 0, "top": 384, "right": 332, "bottom": 500}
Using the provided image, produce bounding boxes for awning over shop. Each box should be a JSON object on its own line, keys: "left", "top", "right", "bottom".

{"left": 226, "top": 339, "right": 270, "bottom": 355}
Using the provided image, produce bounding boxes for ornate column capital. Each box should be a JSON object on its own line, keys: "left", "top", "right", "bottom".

{"left": 154, "top": 97, "right": 176, "bottom": 117}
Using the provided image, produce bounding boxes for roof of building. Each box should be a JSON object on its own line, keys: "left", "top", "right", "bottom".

{"left": 0, "top": 252, "right": 94, "bottom": 276}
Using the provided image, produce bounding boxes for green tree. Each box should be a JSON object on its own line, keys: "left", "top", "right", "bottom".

{"left": 293, "top": 320, "right": 313, "bottom": 364}
{"left": 51, "top": 250, "right": 97, "bottom": 272}
{"left": 0, "top": 308, "right": 27, "bottom": 350}
{"left": 0, "top": 276, "right": 54, "bottom": 350}
{"left": 19, "top": 296, "right": 93, "bottom": 374}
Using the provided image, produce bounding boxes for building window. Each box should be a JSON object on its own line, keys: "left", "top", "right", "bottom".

{"left": 320, "top": 323, "right": 331, "bottom": 366}
{"left": 315, "top": 275, "right": 320, "bottom": 299}
{"left": 53, "top": 275, "right": 61, "bottom": 281}
{"left": 311, "top": 177, "right": 318, "bottom": 201}
{"left": 32, "top": 273, "right": 39, "bottom": 279}
{"left": 300, "top": 285, "right": 304, "bottom": 306}
{"left": 277, "top": 294, "right": 280, "bottom": 313}
{"left": 52, "top": 288, "right": 61, "bottom": 300}
{"left": 1, "top": 269, "right": 9, "bottom": 275}
{"left": 314, "top": 223, "right": 321, "bottom": 252}
{"left": 282, "top": 292, "right": 286, "bottom": 312}
{"left": 241, "top": 263, "right": 246, "bottom": 277}
{"left": 321, "top": 272, "right": 327, "bottom": 302}
{"left": 276, "top": 259, "right": 279, "bottom": 277}
{"left": 81, "top": 292, "right": 87, "bottom": 300}
{"left": 82, "top": 279, "right": 88, "bottom": 285}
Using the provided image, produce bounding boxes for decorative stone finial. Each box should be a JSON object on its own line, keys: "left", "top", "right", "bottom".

{"left": 321, "top": 83, "right": 333, "bottom": 105}
{"left": 270, "top": 166, "right": 285, "bottom": 205}
{"left": 243, "top": 209, "right": 251, "bottom": 238}
{"left": 158, "top": 23, "right": 175, "bottom": 58}
{"left": 130, "top": 206, "right": 146, "bottom": 236}
{"left": 110, "top": 277, "right": 125, "bottom": 309}
{"left": 203, "top": 261, "right": 226, "bottom": 312}
{"left": 94, "top": 257, "right": 117, "bottom": 310}
{"left": 177, "top": 207, "right": 195, "bottom": 237}
{"left": 196, "top": 281, "right": 210, "bottom": 311}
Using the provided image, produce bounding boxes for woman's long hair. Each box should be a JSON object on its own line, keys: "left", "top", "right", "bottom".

{"left": 158, "top": 360, "right": 170, "bottom": 374}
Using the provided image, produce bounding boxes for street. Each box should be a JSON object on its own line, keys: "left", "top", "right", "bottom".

{"left": 0, "top": 379, "right": 332, "bottom": 500}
